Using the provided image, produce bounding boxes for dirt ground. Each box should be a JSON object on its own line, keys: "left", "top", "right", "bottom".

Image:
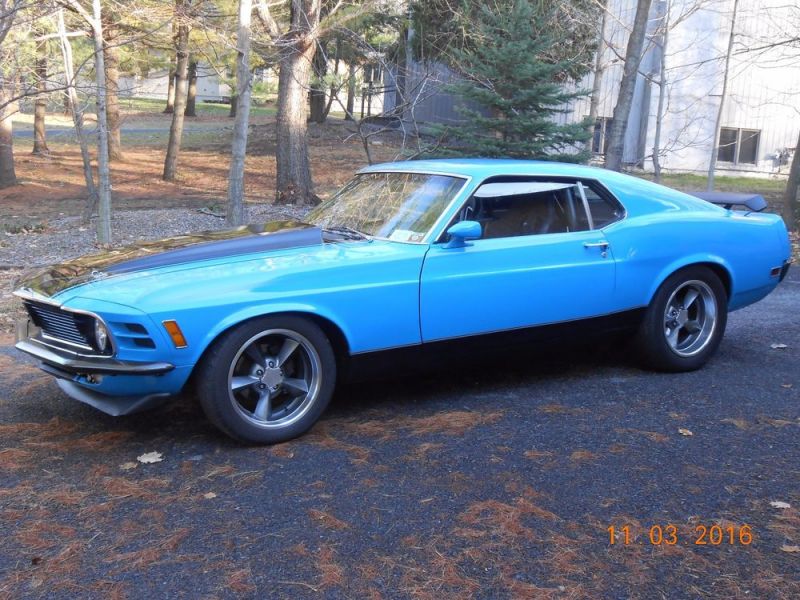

{"left": 1, "top": 108, "right": 397, "bottom": 227}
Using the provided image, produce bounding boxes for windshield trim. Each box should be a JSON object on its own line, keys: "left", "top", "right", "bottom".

{"left": 344, "top": 169, "right": 472, "bottom": 244}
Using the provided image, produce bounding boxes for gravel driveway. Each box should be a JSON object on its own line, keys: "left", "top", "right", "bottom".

{"left": 0, "top": 271, "right": 797, "bottom": 598}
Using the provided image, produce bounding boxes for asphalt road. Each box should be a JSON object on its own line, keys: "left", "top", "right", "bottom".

{"left": 1, "top": 272, "right": 798, "bottom": 599}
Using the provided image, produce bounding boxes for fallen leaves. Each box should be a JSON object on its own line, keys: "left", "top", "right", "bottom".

{"left": 781, "top": 545, "right": 800, "bottom": 553}
{"left": 770, "top": 500, "right": 791, "bottom": 509}
{"left": 570, "top": 450, "right": 598, "bottom": 462}
{"left": 136, "top": 451, "right": 164, "bottom": 464}
{"left": 202, "top": 492, "right": 217, "bottom": 500}
{"left": 678, "top": 428, "right": 693, "bottom": 437}
{"left": 119, "top": 462, "right": 137, "bottom": 471}
{"left": 770, "top": 343, "right": 788, "bottom": 349}
{"left": 308, "top": 509, "right": 350, "bottom": 531}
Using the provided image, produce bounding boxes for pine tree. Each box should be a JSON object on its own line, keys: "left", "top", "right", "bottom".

{"left": 432, "top": 0, "right": 592, "bottom": 162}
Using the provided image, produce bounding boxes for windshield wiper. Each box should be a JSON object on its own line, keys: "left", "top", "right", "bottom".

{"left": 323, "top": 226, "right": 371, "bottom": 241}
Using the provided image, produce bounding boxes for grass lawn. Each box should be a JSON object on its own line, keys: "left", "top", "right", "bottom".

{"left": 120, "top": 96, "right": 276, "bottom": 118}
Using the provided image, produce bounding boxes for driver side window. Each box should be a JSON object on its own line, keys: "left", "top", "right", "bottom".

{"left": 455, "top": 181, "right": 592, "bottom": 240}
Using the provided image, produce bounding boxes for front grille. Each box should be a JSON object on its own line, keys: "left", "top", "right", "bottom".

{"left": 24, "top": 301, "right": 95, "bottom": 351}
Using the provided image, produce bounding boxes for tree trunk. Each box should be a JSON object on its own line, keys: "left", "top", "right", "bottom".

{"left": 309, "top": 41, "right": 327, "bottom": 124}
{"left": 706, "top": 0, "right": 739, "bottom": 191}
{"left": 32, "top": 39, "right": 49, "bottom": 156}
{"left": 163, "top": 1, "right": 190, "bottom": 182}
{"left": 164, "top": 66, "right": 176, "bottom": 113}
{"left": 227, "top": 0, "right": 253, "bottom": 226}
{"left": 345, "top": 62, "right": 356, "bottom": 120}
{"left": 605, "top": 0, "right": 653, "bottom": 172}
{"left": 0, "top": 83, "right": 16, "bottom": 188}
{"left": 103, "top": 15, "right": 122, "bottom": 161}
{"left": 783, "top": 130, "right": 800, "bottom": 232}
{"left": 652, "top": 1, "right": 670, "bottom": 183}
{"left": 185, "top": 59, "right": 197, "bottom": 116}
{"left": 274, "top": 0, "right": 321, "bottom": 205}
{"left": 321, "top": 36, "right": 340, "bottom": 120}
{"left": 57, "top": 7, "right": 98, "bottom": 224}
{"left": 587, "top": 1, "right": 608, "bottom": 150}
{"left": 92, "top": 0, "right": 112, "bottom": 246}
{"left": 229, "top": 93, "right": 237, "bottom": 117}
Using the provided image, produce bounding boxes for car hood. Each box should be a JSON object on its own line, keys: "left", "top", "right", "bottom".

{"left": 15, "top": 221, "right": 323, "bottom": 300}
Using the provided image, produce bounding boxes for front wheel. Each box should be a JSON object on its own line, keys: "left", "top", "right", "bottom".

{"left": 196, "top": 316, "right": 336, "bottom": 444}
{"left": 634, "top": 266, "right": 728, "bottom": 372}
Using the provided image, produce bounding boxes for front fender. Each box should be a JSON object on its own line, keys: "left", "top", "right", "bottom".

{"left": 195, "top": 302, "right": 354, "bottom": 364}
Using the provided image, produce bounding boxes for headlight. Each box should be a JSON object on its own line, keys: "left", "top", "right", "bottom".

{"left": 94, "top": 319, "right": 109, "bottom": 352}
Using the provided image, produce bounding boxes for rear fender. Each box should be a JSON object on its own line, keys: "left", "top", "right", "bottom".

{"left": 645, "top": 255, "right": 734, "bottom": 306}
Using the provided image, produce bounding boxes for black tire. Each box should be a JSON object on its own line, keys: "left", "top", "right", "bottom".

{"left": 196, "top": 315, "right": 336, "bottom": 444}
{"left": 634, "top": 266, "right": 728, "bottom": 372}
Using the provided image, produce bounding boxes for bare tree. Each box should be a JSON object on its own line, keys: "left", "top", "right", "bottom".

{"left": 185, "top": 58, "right": 197, "bottom": 116}
{"left": 226, "top": 0, "right": 253, "bottom": 226}
{"left": 162, "top": 0, "right": 190, "bottom": 181}
{"left": 274, "top": 0, "right": 321, "bottom": 205}
{"left": 651, "top": 0, "right": 670, "bottom": 182}
{"left": 56, "top": 6, "right": 98, "bottom": 224}
{"left": 783, "top": 130, "right": 799, "bottom": 231}
{"left": 62, "top": 0, "right": 113, "bottom": 245}
{"left": 0, "top": 0, "right": 24, "bottom": 188}
{"left": 605, "top": 0, "right": 653, "bottom": 172}
{"left": 103, "top": 11, "right": 122, "bottom": 161}
{"left": 164, "top": 62, "right": 176, "bottom": 113}
{"left": 32, "top": 38, "right": 49, "bottom": 155}
{"left": 706, "top": 0, "right": 739, "bottom": 191}
{"left": 345, "top": 61, "right": 356, "bottom": 120}
{"left": 255, "top": 0, "right": 385, "bottom": 205}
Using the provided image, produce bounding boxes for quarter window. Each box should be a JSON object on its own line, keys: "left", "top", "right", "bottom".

{"left": 718, "top": 128, "right": 761, "bottom": 164}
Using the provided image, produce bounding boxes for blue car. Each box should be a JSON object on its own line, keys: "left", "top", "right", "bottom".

{"left": 14, "top": 159, "right": 792, "bottom": 443}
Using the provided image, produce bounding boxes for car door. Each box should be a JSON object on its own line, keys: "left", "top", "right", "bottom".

{"left": 419, "top": 180, "right": 618, "bottom": 342}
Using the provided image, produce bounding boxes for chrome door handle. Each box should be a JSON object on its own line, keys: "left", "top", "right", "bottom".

{"left": 583, "top": 241, "right": 609, "bottom": 258}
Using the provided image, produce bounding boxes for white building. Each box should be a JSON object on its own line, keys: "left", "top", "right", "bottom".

{"left": 386, "top": 0, "right": 800, "bottom": 177}
{"left": 585, "top": 0, "right": 800, "bottom": 176}
{"left": 120, "top": 64, "right": 232, "bottom": 103}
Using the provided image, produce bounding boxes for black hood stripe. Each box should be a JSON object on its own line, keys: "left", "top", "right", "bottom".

{"left": 16, "top": 221, "right": 323, "bottom": 298}
{"left": 106, "top": 224, "right": 322, "bottom": 274}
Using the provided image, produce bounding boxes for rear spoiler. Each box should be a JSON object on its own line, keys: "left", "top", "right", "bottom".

{"left": 689, "top": 191, "right": 767, "bottom": 212}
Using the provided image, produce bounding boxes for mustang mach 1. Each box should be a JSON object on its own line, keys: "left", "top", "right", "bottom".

{"left": 14, "top": 160, "right": 792, "bottom": 443}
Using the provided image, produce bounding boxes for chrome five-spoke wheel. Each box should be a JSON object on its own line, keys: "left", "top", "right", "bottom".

{"left": 635, "top": 266, "right": 727, "bottom": 372}
{"left": 197, "top": 316, "right": 336, "bottom": 444}
{"left": 228, "top": 330, "right": 321, "bottom": 429}
{"left": 662, "top": 280, "right": 717, "bottom": 357}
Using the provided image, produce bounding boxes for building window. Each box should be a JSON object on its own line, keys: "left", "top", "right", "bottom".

{"left": 718, "top": 128, "right": 761, "bottom": 164}
{"left": 592, "top": 117, "right": 612, "bottom": 155}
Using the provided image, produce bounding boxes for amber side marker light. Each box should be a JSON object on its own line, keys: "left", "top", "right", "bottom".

{"left": 162, "top": 320, "right": 188, "bottom": 348}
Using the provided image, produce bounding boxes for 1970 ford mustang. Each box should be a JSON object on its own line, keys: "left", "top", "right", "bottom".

{"left": 14, "top": 159, "right": 792, "bottom": 443}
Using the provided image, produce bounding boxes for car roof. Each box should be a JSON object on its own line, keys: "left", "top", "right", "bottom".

{"left": 358, "top": 158, "right": 619, "bottom": 181}
{"left": 358, "top": 158, "right": 723, "bottom": 217}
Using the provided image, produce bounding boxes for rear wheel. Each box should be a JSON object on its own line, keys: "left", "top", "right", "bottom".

{"left": 635, "top": 266, "right": 728, "bottom": 372}
{"left": 196, "top": 316, "right": 336, "bottom": 444}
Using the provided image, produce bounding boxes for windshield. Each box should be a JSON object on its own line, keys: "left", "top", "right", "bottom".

{"left": 307, "top": 172, "right": 466, "bottom": 243}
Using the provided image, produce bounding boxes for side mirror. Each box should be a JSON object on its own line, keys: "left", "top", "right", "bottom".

{"left": 444, "top": 220, "right": 482, "bottom": 249}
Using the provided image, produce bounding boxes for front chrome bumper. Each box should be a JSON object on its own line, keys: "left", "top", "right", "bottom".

{"left": 15, "top": 319, "right": 174, "bottom": 377}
